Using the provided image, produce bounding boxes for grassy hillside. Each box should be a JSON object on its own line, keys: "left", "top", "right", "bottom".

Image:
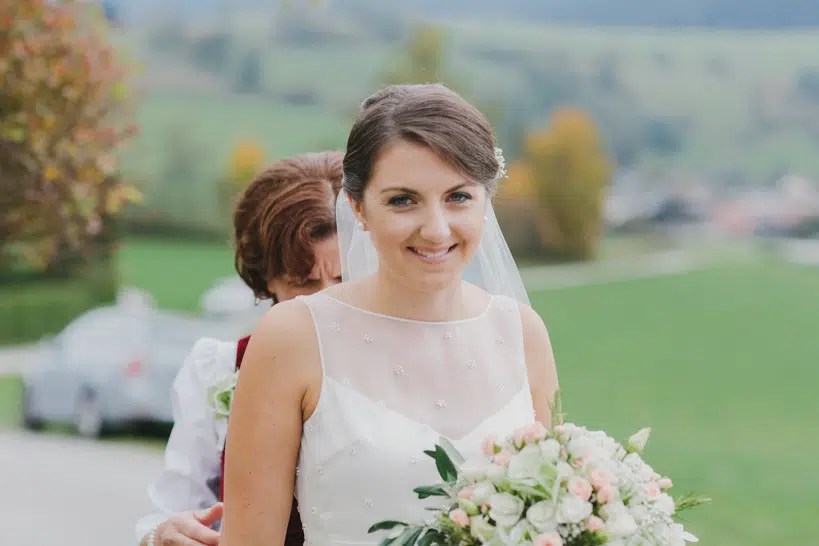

{"left": 118, "top": 18, "right": 819, "bottom": 188}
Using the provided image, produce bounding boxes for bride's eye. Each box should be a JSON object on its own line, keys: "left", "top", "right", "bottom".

{"left": 387, "top": 195, "right": 414, "bottom": 207}
{"left": 448, "top": 191, "right": 472, "bottom": 203}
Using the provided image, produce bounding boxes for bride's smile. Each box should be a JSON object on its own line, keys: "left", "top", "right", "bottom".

{"left": 350, "top": 139, "right": 488, "bottom": 293}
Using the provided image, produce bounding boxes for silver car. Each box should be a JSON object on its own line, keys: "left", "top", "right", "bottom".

{"left": 20, "top": 305, "right": 227, "bottom": 438}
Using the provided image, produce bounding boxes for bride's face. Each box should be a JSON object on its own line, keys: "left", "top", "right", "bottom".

{"left": 353, "top": 139, "right": 487, "bottom": 292}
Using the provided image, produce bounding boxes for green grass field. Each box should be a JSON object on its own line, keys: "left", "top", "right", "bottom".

{"left": 118, "top": 237, "right": 236, "bottom": 312}
{"left": 529, "top": 263, "right": 817, "bottom": 546}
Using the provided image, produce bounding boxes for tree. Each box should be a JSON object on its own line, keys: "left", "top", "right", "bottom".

{"left": 0, "top": 0, "right": 138, "bottom": 270}
{"left": 521, "top": 108, "right": 612, "bottom": 261}
{"left": 379, "top": 22, "right": 503, "bottom": 131}
{"left": 382, "top": 23, "right": 450, "bottom": 86}
{"left": 218, "top": 139, "right": 266, "bottom": 212}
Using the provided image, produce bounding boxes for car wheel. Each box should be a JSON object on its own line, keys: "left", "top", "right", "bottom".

{"left": 74, "top": 391, "right": 104, "bottom": 439}
{"left": 21, "top": 385, "right": 44, "bottom": 431}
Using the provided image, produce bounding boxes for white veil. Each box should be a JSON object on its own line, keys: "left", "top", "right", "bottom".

{"left": 335, "top": 188, "right": 530, "bottom": 306}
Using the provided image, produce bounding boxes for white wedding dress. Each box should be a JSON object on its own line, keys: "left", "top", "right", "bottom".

{"left": 294, "top": 291, "right": 536, "bottom": 546}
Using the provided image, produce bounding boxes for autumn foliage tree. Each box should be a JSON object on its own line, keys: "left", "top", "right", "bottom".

{"left": 0, "top": 0, "right": 138, "bottom": 272}
{"left": 218, "top": 139, "right": 266, "bottom": 212}
{"left": 501, "top": 108, "right": 611, "bottom": 261}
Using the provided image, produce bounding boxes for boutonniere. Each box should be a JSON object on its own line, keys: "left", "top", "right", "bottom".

{"left": 207, "top": 371, "right": 238, "bottom": 419}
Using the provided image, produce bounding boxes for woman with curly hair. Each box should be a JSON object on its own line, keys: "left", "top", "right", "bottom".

{"left": 136, "top": 151, "right": 344, "bottom": 546}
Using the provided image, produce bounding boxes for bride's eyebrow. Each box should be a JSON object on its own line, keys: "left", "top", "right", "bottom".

{"left": 380, "top": 182, "right": 471, "bottom": 195}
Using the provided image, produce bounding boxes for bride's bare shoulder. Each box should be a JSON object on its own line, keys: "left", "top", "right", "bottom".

{"left": 243, "top": 298, "right": 319, "bottom": 372}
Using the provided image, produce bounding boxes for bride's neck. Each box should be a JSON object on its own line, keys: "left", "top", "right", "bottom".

{"left": 370, "top": 271, "right": 465, "bottom": 322}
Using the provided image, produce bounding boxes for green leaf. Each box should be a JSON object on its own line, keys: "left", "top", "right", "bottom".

{"left": 423, "top": 444, "right": 458, "bottom": 485}
{"left": 436, "top": 436, "right": 465, "bottom": 466}
{"left": 393, "top": 526, "right": 424, "bottom": 546}
{"left": 549, "top": 388, "right": 565, "bottom": 428}
{"left": 414, "top": 484, "right": 449, "bottom": 499}
{"left": 675, "top": 492, "right": 712, "bottom": 512}
{"left": 418, "top": 529, "right": 446, "bottom": 546}
{"left": 369, "top": 521, "right": 409, "bottom": 534}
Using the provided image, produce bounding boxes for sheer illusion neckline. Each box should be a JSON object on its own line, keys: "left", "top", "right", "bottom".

{"left": 316, "top": 292, "right": 496, "bottom": 325}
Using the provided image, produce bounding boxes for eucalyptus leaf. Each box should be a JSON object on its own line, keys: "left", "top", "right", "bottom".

{"left": 418, "top": 529, "right": 446, "bottom": 546}
{"left": 414, "top": 484, "right": 449, "bottom": 499}
{"left": 393, "top": 526, "right": 424, "bottom": 546}
{"left": 369, "top": 520, "right": 410, "bottom": 533}
{"left": 436, "top": 436, "right": 465, "bottom": 466}
{"left": 423, "top": 445, "right": 458, "bottom": 485}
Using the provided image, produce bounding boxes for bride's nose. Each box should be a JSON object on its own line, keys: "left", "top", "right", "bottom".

{"left": 419, "top": 204, "right": 452, "bottom": 241}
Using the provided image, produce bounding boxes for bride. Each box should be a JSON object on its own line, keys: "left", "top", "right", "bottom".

{"left": 220, "top": 83, "right": 559, "bottom": 546}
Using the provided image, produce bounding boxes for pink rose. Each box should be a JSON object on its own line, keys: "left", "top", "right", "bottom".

{"left": 589, "top": 468, "right": 612, "bottom": 490}
{"left": 449, "top": 508, "right": 469, "bottom": 528}
{"left": 568, "top": 476, "right": 593, "bottom": 501}
{"left": 481, "top": 435, "right": 499, "bottom": 456}
{"left": 518, "top": 422, "right": 548, "bottom": 445}
{"left": 658, "top": 477, "right": 673, "bottom": 490}
{"left": 573, "top": 457, "right": 586, "bottom": 469}
{"left": 493, "top": 451, "right": 511, "bottom": 466}
{"left": 586, "top": 516, "right": 604, "bottom": 532}
{"left": 533, "top": 532, "right": 564, "bottom": 546}
{"left": 645, "top": 483, "right": 660, "bottom": 499}
{"left": 597, "top": 484, "right": 616, "bottom": 504}
{"left": 458, "top": 486, "right": 475, "bottom": 500}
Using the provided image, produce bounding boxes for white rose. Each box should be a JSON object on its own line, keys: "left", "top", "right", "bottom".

{"left": 654, "top": 493, "right": 676, "bottom": 516}
{"left": 471, "top": 481, "right": 497, "bottom": 505}
{"left": 539, "top": 439, "right": 561, "bottom": 461}
{"left": 487, "top": 462, "right": 508, "bottom": 484}
{"left": 499, "top": 519, "right": 535, "bottom": 545}
{"left": 667, "top": 523, "right": 699, "bottom": 545}
{"left": 557, "top": 494, "right": 592, "bottom": 524}
{"left": 470, "top": 515, "right": 497, "bottom": 543}
{"left": 461, "top": 456, "right": 492, "bottom": 481}
{"left": 628, "top": 505, "right": 649, "bottom": 524}
{"left": 507, "top": 445, "right": 542, "bottom": 480}
{"left": 488, "top": 493, "right": 525, "bottom": 528}
{"left": 627, "top": 427, "right": 651, "bottom": 454}
{"left": 566, "top": 436, "right": 594, "bottom": 460}
{"left": 556, "top": 461, "right": 574, "bottom": 479}
{"left": 599, "top": 501, "right": 627, "bottom": 521}
{"left": 525, "top": 500, "right": 558, "bottom": 532}
{"left": 457, "top": 498, "right": 480, "bottom": 516}
{"left": 606, "top": 512, "right": 638, "bottom": 537}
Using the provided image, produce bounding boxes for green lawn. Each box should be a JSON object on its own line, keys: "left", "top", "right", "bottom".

{"left": 118, "top": 237, "right": 236, "bottom": 312}
{"left": 529, "top": 263, "right": 818, "bottom": 546}
{"left": 0, "top": 376, "right": 21, "bottom": 428}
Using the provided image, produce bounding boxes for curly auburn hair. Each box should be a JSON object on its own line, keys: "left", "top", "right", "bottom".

{"left": 233, "top": 151, "right": 344, "bottom": 300}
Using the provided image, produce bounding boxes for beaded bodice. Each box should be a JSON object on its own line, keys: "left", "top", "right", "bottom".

{"left": 294, "top": 292, "right": 536, "bottom": 545}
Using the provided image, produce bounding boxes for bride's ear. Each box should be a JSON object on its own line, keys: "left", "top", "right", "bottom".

{"left": 348, "top": 193, "right": 368, "bottom": 231}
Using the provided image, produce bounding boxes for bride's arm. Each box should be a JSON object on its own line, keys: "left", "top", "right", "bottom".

{"left": 220, "top": 301, "right": 319, "bottom": 546}
{"left": 519, "top": 303, "right": 560, "bottom": 425}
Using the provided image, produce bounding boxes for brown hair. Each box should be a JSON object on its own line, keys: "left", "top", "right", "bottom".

{"left": 233, "top": 151, "right": 344, "bottom": 300}
{"left": 343, "top": 83, "right": 499, "bottom": 202}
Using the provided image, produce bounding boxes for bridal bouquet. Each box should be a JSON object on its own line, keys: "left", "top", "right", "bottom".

{"left": 369, "top": 400, "right": 709, "bottom": 546}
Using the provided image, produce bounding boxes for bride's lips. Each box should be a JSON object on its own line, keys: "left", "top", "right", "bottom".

{"left": 408, "top": 244, "right": 457, "bottom": 264}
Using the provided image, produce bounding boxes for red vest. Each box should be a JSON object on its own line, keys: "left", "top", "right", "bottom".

{"left": 220, "top": 335, "right": 303, "bottom": 544}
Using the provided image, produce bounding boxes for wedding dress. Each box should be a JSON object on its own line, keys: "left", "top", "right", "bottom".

{"left": 293, "top": 291, "right": 536, "bottom": 546}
